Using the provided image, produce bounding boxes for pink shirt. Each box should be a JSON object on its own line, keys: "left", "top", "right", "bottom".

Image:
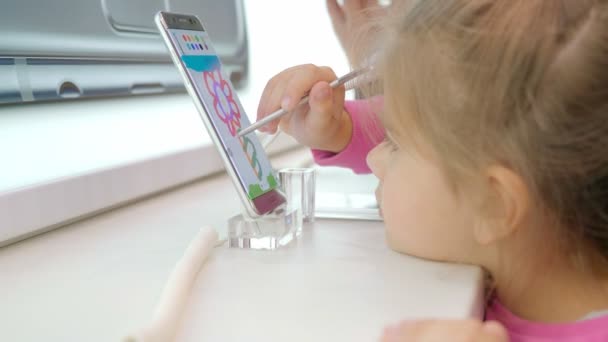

{"left": 311, "top": 99, "right": 385, "bottom": 174}
{"left": 486, "top": 298, "right": 608, "bottom": 341}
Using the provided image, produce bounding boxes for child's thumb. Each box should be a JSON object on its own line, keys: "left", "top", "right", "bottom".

{"left": 309, "top": 82, "right": 339, "bottom": 121}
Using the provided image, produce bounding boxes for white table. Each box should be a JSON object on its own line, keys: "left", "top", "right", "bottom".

{"left": 0, "top": 150, "right": 484, "bottom": 342}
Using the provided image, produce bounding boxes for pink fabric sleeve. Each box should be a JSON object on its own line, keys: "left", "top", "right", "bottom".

{"left": 485, "top": 297, "right": 608, "bottom": 341}
{"left": 311, "top": 98, "right": 385, "bottom": 174}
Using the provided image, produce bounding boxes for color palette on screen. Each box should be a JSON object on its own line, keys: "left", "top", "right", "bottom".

{"left": 182, "top": 34, "right": 208, "bottom": 50}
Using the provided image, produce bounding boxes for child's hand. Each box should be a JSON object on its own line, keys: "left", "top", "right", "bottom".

{"left": 326, "top": 0, "right": 388, "bottom": 63}
{"left": 381, "top": 319, "right": 509, "bottom": 342}
{"left": 256, "top": 64, "right": 352, "bottom": 153}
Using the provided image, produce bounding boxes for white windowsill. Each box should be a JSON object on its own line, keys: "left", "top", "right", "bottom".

{"left": 1, "top": 94, "right": 208, "bottom": 192}
{"left": 0, "top": 92, "right": 300, "bottom": 245}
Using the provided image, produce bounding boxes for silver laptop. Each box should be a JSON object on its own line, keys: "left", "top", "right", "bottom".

{"left": 0, "top": 0, "right": 248, "bottom": 104}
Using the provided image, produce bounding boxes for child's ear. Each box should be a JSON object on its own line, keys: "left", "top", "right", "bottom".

{"left": 474, "top": 165, "right": 531, "bottom": 245}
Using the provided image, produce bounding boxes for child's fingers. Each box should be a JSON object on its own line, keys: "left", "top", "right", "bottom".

{"left": 308, "top": 82, "right": 334, "bottom": 118}
{"left": 256, "top": 67, "right": 301, "bottom": 131}
{"left": 308, "top": 80, "right": 345, "bottom": 125}
{"left": 280, "top": 65, "right": 337, "bottom": 112}
{"left": 343, "top": 0, "right": 365, "bottom": 13}
{"left": 256, "top": 64, "right": 337, "bottom": 134}
{"left": 258, "top": 84, "right": 286, "bottom": 134}
{"left": 256, "top": 64, "right": 334, "bottom": 133}
{"left": 326, "top": 0, "right": 345, "bottom": 23}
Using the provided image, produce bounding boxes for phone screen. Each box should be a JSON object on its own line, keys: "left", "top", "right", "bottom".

{"left": 166, "top": 27, "right": 279, "bottom": 201}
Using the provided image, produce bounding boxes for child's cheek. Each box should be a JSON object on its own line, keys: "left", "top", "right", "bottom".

{"left": 379, "top": 189, "right": 405, "bottom": 251}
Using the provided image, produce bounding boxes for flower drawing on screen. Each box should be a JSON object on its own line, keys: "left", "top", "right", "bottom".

{"left": 204, "top": 69, "right": 241, "bottom": 136}
{"left": 203, "top": 69, "right": 263, "bottom": 181}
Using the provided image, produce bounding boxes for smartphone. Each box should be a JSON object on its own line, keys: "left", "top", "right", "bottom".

{"left": 155, "top": 11, "right": 285, "bottom": 217}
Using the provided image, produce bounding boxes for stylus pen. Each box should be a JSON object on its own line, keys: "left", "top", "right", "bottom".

{"left": 237, "top": 66, "right": 372, "bottom": 137}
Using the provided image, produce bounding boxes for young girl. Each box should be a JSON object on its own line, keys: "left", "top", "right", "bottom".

{"left": 257, "top": 0, "right": 608, "bottom": 341}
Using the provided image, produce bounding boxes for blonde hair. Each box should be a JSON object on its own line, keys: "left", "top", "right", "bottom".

{"left": 375, "top": 0, "right": 608, "bottom": 264}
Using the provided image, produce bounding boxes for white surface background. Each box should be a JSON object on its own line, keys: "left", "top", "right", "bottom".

{"left": 0, "top": 151, "right": 484, "bottom": 342}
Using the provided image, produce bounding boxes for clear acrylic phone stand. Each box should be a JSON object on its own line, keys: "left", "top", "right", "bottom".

{"left": 227, "top": 168, "right": 316, "bottom": 250}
